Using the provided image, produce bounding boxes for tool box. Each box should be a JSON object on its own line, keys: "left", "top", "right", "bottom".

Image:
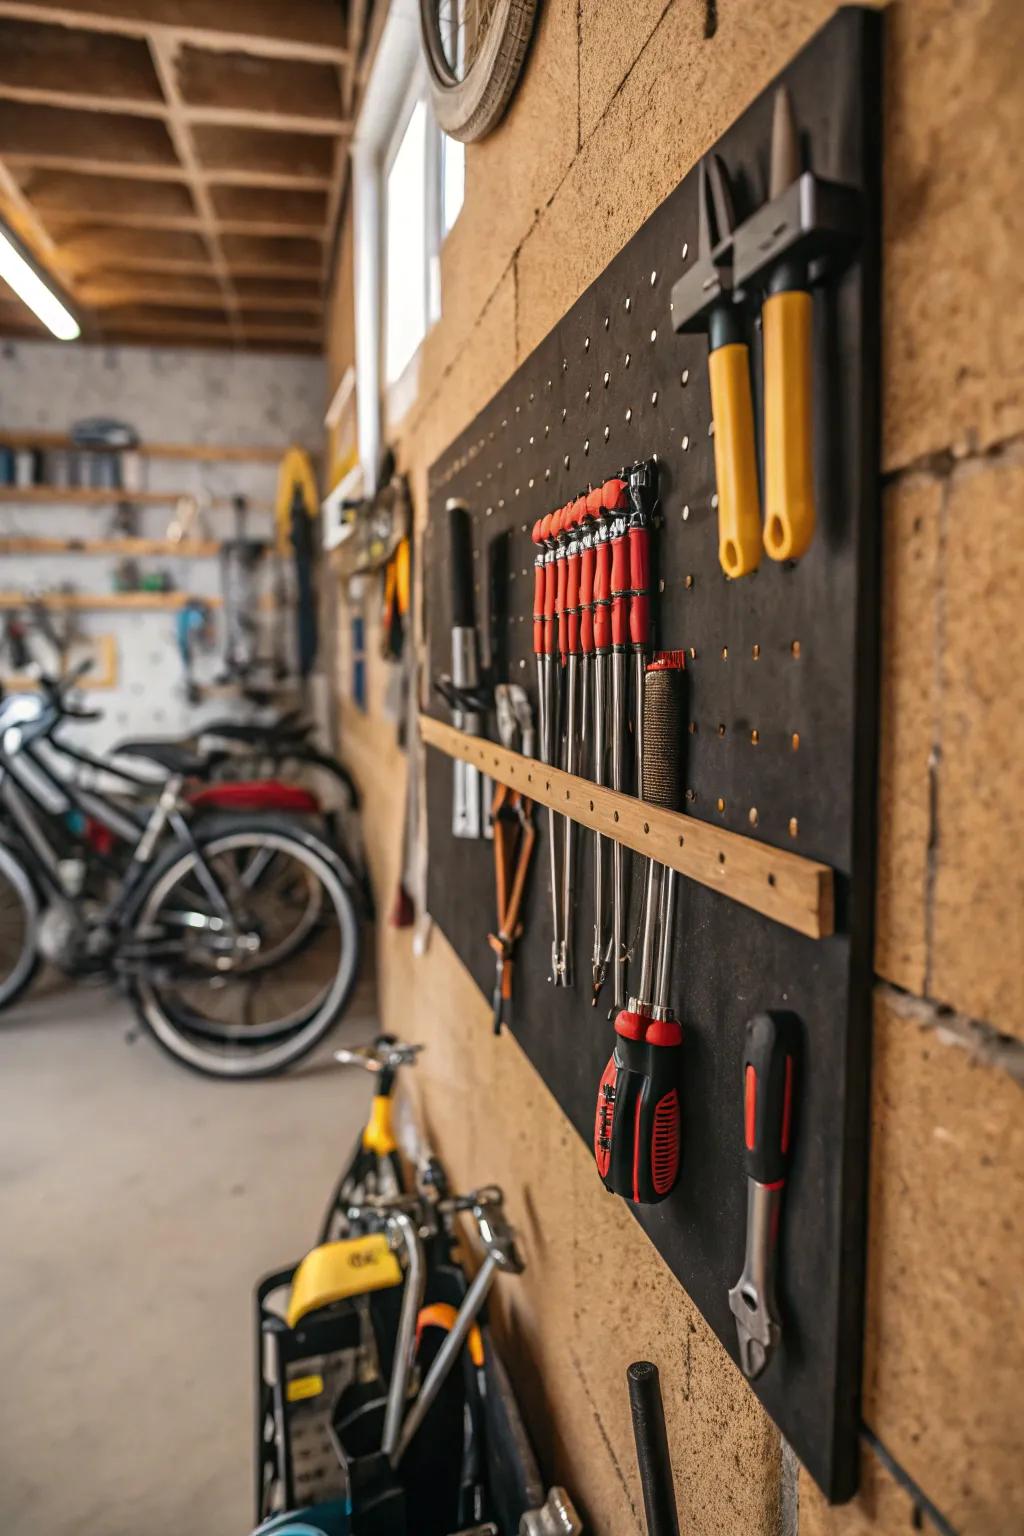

{"left": 420, "top": 8, "right": 882, "bottom": 1505}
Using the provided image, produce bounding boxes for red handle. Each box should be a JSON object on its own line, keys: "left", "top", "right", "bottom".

{"left": 532, "top": 520, "right": 545, "bottom": 656}
{"left": 742, "top": 1011, "right": 799, "bottom": 1187}
{"left": 610, "top": 524, "right": 629, "bottom": 649}
{"left": 602, "top": 477, "right": 628, "bottom": 512}
{"left": 579, "top": 535, "right": 596, "bottom": 656}
{"left": 593, "top": 534, "right": 611, "bottom": 652}
{"left": 628, "top": 524, "right": 651, "bottom": 649}
{"left": 594, "top": 1008, "right": 683, "bottom": 1204}
{"left": 555, "top": 507, "right": 569, "bottom": 661}
{"left": 541, "top": 512, "right": 557, "bottom": 657}
{"left": 566, "top": 546, "right": 581, "bottom": 655}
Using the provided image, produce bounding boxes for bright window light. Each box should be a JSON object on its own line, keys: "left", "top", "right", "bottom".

{"left": 0, "top": 229, "right": 79, "bottom": 341}
{"left": 385, "top": 99, "right": 428, "bottom": 386}
{"left": 443, "top": 135, "right": 465, "bottom": 235}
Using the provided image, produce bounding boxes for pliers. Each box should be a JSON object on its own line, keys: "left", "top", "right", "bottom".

{"left": 488, "top": 685, "right": 536, "bottom": 1033}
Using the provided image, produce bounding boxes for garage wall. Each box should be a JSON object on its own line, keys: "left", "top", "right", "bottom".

{"left": 0, "top": 338, "right": 324, "bottom": 748}
{"left": 326, "top": 3, "right": 1024, "bottom": 1533}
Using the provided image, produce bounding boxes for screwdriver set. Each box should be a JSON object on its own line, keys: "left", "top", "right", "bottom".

{"left": 420, "top": 9, "right": 880, "bottom": 1505}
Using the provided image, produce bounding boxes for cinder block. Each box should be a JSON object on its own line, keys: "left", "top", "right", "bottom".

{"left": 861, "top": 984, "right": 1024, "bottom": 1532}
{"left": 874, "top": 473, "right": 942, "bottom": 993}
{"left": 928, "top": 448, "right": 1024, "bottom": 1038}
{"left": 798, "top": 1442, "right": 923, "bottom": 1536}
{"left": 881, "top": 0, "right": 1024, "bottom": 470}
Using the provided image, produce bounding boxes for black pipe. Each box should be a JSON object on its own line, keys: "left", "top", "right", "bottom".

{"left": 627, "top": 1361, "right": 681, "bottom": 1536}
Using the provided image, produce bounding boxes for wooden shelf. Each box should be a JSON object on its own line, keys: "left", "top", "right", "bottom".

{"left": 0, "top": 486, "right": 184, "bottom": 507}
{"left": 0, "top": 537, "right": 221, "bottom": 557}
{"left": 0, "top": 590, "right": 209, "bottom": 611}
{"left": 420, "top": 714, "right": 835, "bottom": 941}
{"left": 0, "top": 434, "right": 304, "bottom": 464}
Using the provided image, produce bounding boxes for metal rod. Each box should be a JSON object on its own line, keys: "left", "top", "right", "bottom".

{"left": 653, "top": 869, "right": 678, "bottom": 1010}
{"left": 636, "top": 858, "right": 663, "bottom": 1006}
{"left": 382, "top": 1212, "right": 426, "bottom": 1461}
{"left": 610, "top": 650, "right": 627, "bottom": 1008}
{"left": 396, "top": 1252, "right": 497, "bottom": 1461}
{"left": 591, "top": 651, "right": 608, "bottom": 993}
{"left": 559, "top": 652, "right": 580, "bottom": 986}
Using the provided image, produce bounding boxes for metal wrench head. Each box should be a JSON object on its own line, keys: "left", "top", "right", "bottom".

{"left": 728, "top": 1180, "right": 782, "bottom": 1380}
{"left": 471, "top": 1187, "right": 525, "bottom": 1274}
{"left": 507, "top": 682, "right": 535, "bottom": 758}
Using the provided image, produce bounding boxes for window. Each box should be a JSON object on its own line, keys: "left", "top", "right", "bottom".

{"left": 443, "top": 135, "right": 465, "bottom": 235}
{"left": 385, "top": 99, "right": 429, "bottom": 386}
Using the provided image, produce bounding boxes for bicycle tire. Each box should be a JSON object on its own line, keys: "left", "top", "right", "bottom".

{"left": 0, "top": 841, "right": 40, "bottom": 1012}
{"left": 125, "top": 815, "right": 360, "bottom": 1079}
{"left": 420, "top": 0, "right": 538, "bottom": 143}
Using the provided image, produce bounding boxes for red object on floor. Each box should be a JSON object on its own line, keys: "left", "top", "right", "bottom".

{"left": 187, "top": 780, "right": 321, "bottom": 814}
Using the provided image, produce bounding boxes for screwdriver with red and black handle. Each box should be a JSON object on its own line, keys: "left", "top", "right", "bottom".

{"left": 728, "top": 1010, "right": 800, "bottom": 1379}
{"left": 627, "top": 459, "right": 656, "bottom": 795}
{"left": 606, "top": 476, "right": 632, "bottom": 1011}
{"left": 594, "top": 656, "right": 685, "bottom": 1205}
{"left": 557, "top": 496, "right": 587, "bottom": 987}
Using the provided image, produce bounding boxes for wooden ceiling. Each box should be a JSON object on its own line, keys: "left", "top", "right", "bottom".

{"left": 0, "top": 1, "right": 372, "bottom": 351}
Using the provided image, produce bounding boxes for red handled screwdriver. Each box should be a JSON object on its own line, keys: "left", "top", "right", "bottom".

{"left": 594, "top": 657, "right": 685, "bottom": 1205}
{"left": 728, "top": 1010, "right": 800, "bottom": 1379}
{"left": 539, "top": 509, "right": 562, "bottom": 983}
{"left": 605, "top": 476, "right": 631, "bottom": 1011}
{"left": 557, "top": 497, "right": 587, "bottom": 987}
{"left": 627, "top": 459, "right": 656, "bottom": 795}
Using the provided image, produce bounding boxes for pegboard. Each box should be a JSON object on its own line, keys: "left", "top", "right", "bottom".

{"left": 422, "top": 10, "right": 881, "bottom": 1502}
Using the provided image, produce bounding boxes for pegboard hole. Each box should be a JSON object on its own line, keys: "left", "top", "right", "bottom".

{"left": 643, "top": 821, "right": 650, "bottom": 834}
{"left": 561, "top": 408, "right": 567, "bottom": 423}
{"left": 681, "top": 242, "right": 689, "bottom": 260}
{"left": 625, "top": 409, "right": 632, "bottom": 423}
{"left": 564, "top": 455, "right": 571, "bottom": 469}
{"left": 721, "top": 646, "right": 729, "bottom": 660}
{"left": 748, "top": 807, "right": 759, "bottom": 828}
{"left": 688, "top": 646, "right": 697, "bottom": 659}
{"left": 545, "top": 780, "right": 551, "bottom": 791}
{"left": 716, "top": 797, "right": 726, "bottom": 813}
{"left": 767, "top": 872, "right": 776, "bottom": 887}
{"left": 604, "top": 426, "right": 611, "bottom": 442}
{"left": 584, "top": 440, "right": 590, "bottom": 455}
{"left": 792, "top": 732, "right": 800, "bottom": 752}
{"left": 604, "top": 315, "right": 610, "bottom": 330}
{"left": 603, "top": 371, "right": 610, "bottom": 387}
{"left": 682, "top": 505, "right": 690, "bottom": 521}
{"left": 565, "top": 790, "right": 570, "bottom": 801}
{"left": 717, "top": 723, "right": 726, "bottom": 736}
{"left": 527, "top": 773, "right": 533, "bottom": 783}
{"left": 678, "top": 834, "right": 685, "bottom": 847}
{"left": 584, "top": 388, "right": 591, "bottom": 403}
{"left": 791, "top": 639, "right": 801, "bottom": 658}
{"left": 752, "top": 643, "right": 761, "bottom": 659}
{"left": 624, "top": 352, "right": 631, "bottom": 368}
{"left": 680, "top": 369, "right": 689, "bottom": 386}
{"left": 494, "top": 756, "right": 500, "bottom": 767}
{"left": 650, "top": 328, "right": 657, "bottom": 342}
{"left": 711, "top": 493, "right": 719, "bottom": 509}
{"left": 584, "top": 336, "right": 591, "bottom": 351}
{"left": 788, "top": 817, "right": 799, "bottom": 838}
{"left": 589, "top": 799, "right": 594, "bottom": 811}
{"left": 651, "top": 390, "right": 659, "bottom": 406}
{"left": 681, "top": 435, "right": 690, "bottom": 451}
{"left": 751, "top": 729, "right": 760, "bottom": 745}
{"left": 685, "top": 574, "right": 693, "bottom": 588}
{"left": 613, "top": 810, "right": 620, "bottom": 823}
{"left": 624, "top": 296, "right": 631, "bottom": 312}
{"left": 718, "top": 851, "right": 726, "bottom": 866}
{"left": 650, "top": 269, "right": 657, "bottom": 286}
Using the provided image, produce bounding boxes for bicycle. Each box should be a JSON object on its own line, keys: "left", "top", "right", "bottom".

{"left": 0, "top": 665, "right": 362, "bottom": 1078}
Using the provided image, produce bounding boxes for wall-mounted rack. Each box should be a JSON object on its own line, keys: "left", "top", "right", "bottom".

{"left": 0, "top": 537, "right": 221, "bottom": 558}
{"left": 0, "top": 434, "right": 302, "bottom": 464}
{"left": 420, "top": 716, "right": 833, "bottom": 939}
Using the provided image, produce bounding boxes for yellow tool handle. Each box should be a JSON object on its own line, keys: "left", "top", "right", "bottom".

{"left": 763, "top": 288, "right": 815, "bottom": 562}
{"left": 709, "top": 342, "right": 761, "bottom": 579}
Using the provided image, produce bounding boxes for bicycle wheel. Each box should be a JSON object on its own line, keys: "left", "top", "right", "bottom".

{"left": 0, "top": 842, "right": 40, "bottom": 1012}
{"left": 127, "top": 816, "right": 360, "bottom": 1078}
{"left": 420, "top": 0, "right": 538, "bottom": 142}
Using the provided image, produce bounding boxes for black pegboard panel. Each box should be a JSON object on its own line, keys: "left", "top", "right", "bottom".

{"left": 422, "top": 9, "right": 881, "bottom": 1503}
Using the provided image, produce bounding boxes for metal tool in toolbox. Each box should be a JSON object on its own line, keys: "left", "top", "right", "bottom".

{"left": 728, "top": 1010, "right": 800, "bottom": 1380}
{"left": 488, "top": 685, "right": 536, "bottom": 1033}
{"left": 446, "top": 499, "right": 488, "bottom": 839}
{"left": 672, "top": 86, "right": 859, "bottom": 579}
{"left": 594, "top": 656, "right": 686, "bottom": 1206}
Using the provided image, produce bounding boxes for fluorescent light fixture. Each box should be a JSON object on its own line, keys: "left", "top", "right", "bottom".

{"left": 0, "top": 227, "right": 80, "bottom": 341}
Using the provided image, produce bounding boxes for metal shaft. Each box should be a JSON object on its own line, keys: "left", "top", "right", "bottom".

{"left": 627, "top": 1361, "right": 681, "bottom": 1536}
{"left": 632, "top": 650, "right": 645, "bottom": 796}
{"left": 382, "top": 1212, "right": 426, "bottom": 1461}
{"left": 652, "top": 869, "right": 678, "bottom": 1011}
{"left": 610, "top": 650, "right": 627, "bottom": 1009}
{"left": 396, "top": 1251, "right": 498, "bottom": 1460}
{"left": 543, "top": 653, "right": 562, "bottom": 982}
{"left": 591, "top": 652, "right": 609, "bottom": 989}
{"left": 635, "top": 858, "right": 663, "bottom": 1007}
{"left": 559, "top": 653, "right": 580, "bottom": 986}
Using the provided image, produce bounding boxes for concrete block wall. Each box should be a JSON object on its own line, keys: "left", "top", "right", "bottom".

{"left": 327, "top": 3, "right": 1024, "bottom": 1531}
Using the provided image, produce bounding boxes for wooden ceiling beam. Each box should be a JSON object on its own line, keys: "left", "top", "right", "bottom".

{"left": 0, "top": 82, "right": 350, "bottom": 137}
{"left": 0, "top": 4, "right": 351, "bottom": 65}
{"left": 3, "top": 152, "right": 333, "bottom": 189}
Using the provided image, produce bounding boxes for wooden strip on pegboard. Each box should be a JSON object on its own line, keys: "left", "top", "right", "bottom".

{"left": 421, "top": 714, "right": 834, "bottom": 938}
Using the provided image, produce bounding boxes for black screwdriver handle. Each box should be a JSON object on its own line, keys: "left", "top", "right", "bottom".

{"left": 447, "top": 502, "right": 475, "bottom": 629}
{"left": 742, "top": 1011, "right": 800, "bottom": 1187}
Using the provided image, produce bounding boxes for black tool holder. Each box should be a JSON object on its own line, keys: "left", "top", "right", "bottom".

{"left": 421, "top": 10, "right": 880, "bottom": 1501}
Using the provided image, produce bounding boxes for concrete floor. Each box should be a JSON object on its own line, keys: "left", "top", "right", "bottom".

{"left": 0, "top": 972, "right": 379, "bottom": 1536}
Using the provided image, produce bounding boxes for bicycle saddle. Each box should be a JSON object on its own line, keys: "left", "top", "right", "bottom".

{"left": 112, "top": 738, "right": 208, "bottom": 776}
{"left": 199, "top": 716, "right": 313, "bottom": 745}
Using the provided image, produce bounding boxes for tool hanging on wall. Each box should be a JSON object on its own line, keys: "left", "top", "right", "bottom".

{"left": 728, "top": 1010, "right": 800, "bottom": 1380}
{"left": 175, "top": 598, "right": 215, "bottom": 704}
{"left": 276, "top": 446, "right": 321, "bottom": 681}
{"left": 606, "top": 477, "right": 632, "bottom": 1011}
{"left": 537, "top": 508, "right": 563, "bottom": 979}
{"left": 218, "top": 494, "right": 266, "bottom": 684}
{"left": 594, "top": 656, "right": 685, "bottom": 1206}
{"left": 444, "top": 499, "right": 488, "bottom": 839}
{"left": 488, "top": 684, "right": 536, "bottom": 1033}
{"left": 557, "top": 496, "right": 586, "bottom": 988}
{"left": 627, "top": 1361, "right": 682, "bottom": 1536}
